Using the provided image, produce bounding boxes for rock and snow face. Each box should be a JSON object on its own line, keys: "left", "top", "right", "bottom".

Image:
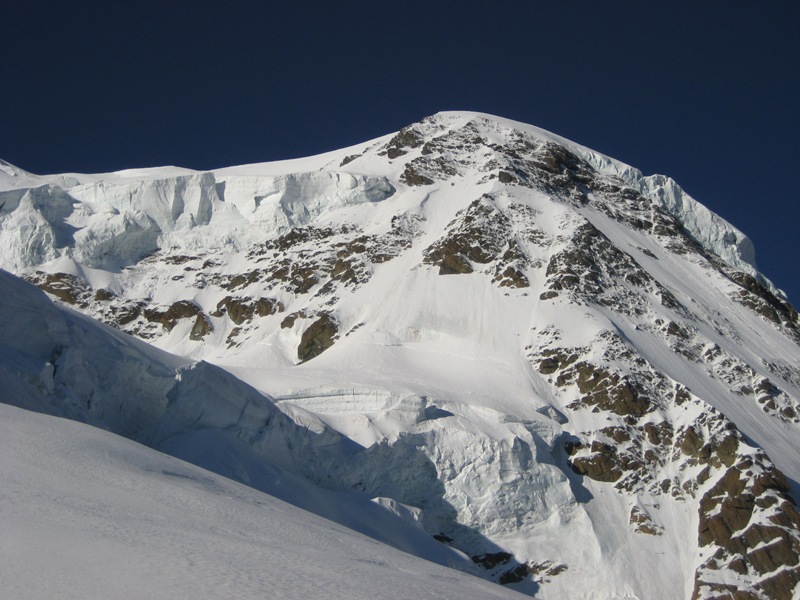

{"left": 1, "top": 111, "right": 799, "bottom": 599}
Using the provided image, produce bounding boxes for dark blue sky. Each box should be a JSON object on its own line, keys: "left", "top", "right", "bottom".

{"left": 3, "top": 2, "right": 798, "bottom": 303}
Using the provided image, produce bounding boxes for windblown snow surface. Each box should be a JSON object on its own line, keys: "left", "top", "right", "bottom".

{"left": 0, "top": 403, "right": 520, "bottom": 600}
{"left": 1, "top": 112, "right": 799, "bottom": 599}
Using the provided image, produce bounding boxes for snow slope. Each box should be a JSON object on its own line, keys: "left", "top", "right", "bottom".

{"left": 0, "top": 269, "right": 477, "bottom": 573}
{"left": 0, "top": 403, "right": 521, "bottom": 600}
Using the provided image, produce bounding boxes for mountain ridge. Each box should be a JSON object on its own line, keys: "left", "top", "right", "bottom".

{"left": 0, "top": 111, "right": 763, "bottom": 285}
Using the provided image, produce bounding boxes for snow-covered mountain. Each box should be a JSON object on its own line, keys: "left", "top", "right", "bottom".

{"left": 1, "top": 111, "right": 798, "bottom": 599}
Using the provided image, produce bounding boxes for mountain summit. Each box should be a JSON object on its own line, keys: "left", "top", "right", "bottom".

{"left": 1, "top": 112, "right": 798, "bottom": 599}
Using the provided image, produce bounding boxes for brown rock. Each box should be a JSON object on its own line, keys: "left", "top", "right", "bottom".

{"left": 189, "top": 313, "right": 212, "bottom": 341}
{"left": 255, "top": 297, "right": 283, "bottom": 316}
{"left": 215, "top": 296, "right": 282, "bottom": 324}
{"left": 281, "top": 312, "right": 305, "bottom": 329}
{"left": 29, "top": 272, "right": 88, "bottom": 306}
{"left": 756, "top": 567, "right": 800, "bottom": 600}
{"left": 297, "top": 314, "right": 338, "bottom": 362}
{"left": 115, "top": 304, "right": 143, "bottom": 326}
{"left": 678, "top": 426, "right": 704, "bottom": 456}
{"left": 401, "top": 164, "right": 434, "bottom": 186}
{"left": 144, "top": 300, "right": 202, "bottom": 331}
{"left": 570, "top": 443, "right": 622, "bottom": 482}
{"left": 439, "top": 253, "right": 473, "bottom": 275}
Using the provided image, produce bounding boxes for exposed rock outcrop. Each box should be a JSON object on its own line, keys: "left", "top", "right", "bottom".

{"left": 297, "top": 313, "right": 338, "bottom": 362}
